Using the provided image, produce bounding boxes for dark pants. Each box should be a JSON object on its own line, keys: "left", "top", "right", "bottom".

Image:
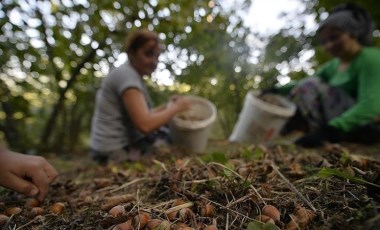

{"left": 89, "top": 127, "right": 172, "bottom": 164}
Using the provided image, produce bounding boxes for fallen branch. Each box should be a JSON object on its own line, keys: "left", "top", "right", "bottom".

{"left": 110, "top": 178, "right": 148, "bottom": 193}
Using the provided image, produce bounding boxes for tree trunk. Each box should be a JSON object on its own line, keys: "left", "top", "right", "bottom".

{"left": 39, "top": 42, "right": 105, "bottom": 151}
{"left": 0, "top": 80, "right": 22, "bottom": 149}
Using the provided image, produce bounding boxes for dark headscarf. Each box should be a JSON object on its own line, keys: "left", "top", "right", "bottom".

{"left": 318, "top": 3, "right": 375, "bottom": 46}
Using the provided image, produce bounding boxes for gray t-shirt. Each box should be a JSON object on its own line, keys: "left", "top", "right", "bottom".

{"left": 90, "top": 62, "right": 153, "bottom": 152}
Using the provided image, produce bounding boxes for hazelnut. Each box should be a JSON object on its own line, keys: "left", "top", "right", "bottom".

{"left": 109, "top": 205, "right": 126, "bottom": 217}
{"left": 255, "top": 214, "right": 272, "bottom": 223}
{"left": 0, "top": 214, "right": 9, "bottom": 225}
{"left": 146, "top": 219, "right": 162, "bottom": 229}
{"left": 25, "top": 198, "right": 41, "bottom": 209}
{"left": 50, "top": 202, "right": 65, "bottom": 214}
{"left": 5, "top": 207, "right": 22, "bottom": 216}
{"left": 30, "top": 207, "right": 45, "bottom": 217}
{"left": 173, "top": 199, "right": 187, "bottom": 206}
{"left": 204, "top": 225, "right": 218, "bottom": 230}
{"left": 167, "top": 210, "right": 178, "bottom": 221}
{"left": 200, "top": 203, "right": 215, "bottom": 217}
{"left": 132, "top": 212, "right": 151, "bottom": 229}
{"left": 179, "top": 208, "right": 195, "bottom": 223}
{"left": 262, "top": 205, "right": 280, "bottom": 221}
{"left": 174, "top": 222, "right": 191, "bottom": 228}
{"left": 113, "top": 220, "right": 133, "bottom": 230}
{"left": 156, "top": 220, "right": 171, "bottom": 230}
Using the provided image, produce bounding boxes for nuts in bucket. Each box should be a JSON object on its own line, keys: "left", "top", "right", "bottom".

{"left": 258, "top": 94, "right": 285, "bottom": 108}
{"left": 176, "top": 113, "right": 203, "bottom": 121}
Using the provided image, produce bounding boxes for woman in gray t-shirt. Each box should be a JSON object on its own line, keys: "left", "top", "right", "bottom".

{"left": 90, "top": 29, "right": 192, "bottom": 164}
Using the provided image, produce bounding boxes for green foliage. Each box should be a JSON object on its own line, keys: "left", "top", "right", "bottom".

{"left": 317, "top": 168, "right": 380, "bottom": 189}
{"left": 246, "top": 221, "right": 280, "bottom": 230}
{"left": 0, "top": 0, "right": 252, "bottom": 151}
{"left": 2, "top": 0, "right": 379, "bottom": 152}
{"left": 200, "top": 152, "right": 229, "bottom": 164}
{"left": 240, "top": 146, "right": 265, "bottom": 161}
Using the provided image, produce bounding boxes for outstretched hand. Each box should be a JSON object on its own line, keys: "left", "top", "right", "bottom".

{"left": 0, "top": 149, "right": 58, "bottom": 201}
{"left": 169, "top": 95, "right": 193, "bottom": 113}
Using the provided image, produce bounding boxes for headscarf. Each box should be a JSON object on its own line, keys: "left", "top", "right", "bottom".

{"left": 318, "top": 4, "right": 375, "bottom": 46}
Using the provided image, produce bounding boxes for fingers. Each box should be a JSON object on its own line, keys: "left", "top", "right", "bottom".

{"left": 0, "top": 172, "right": 40, "bottom": 198}
{"left": 170, "top": 95, "right": 179, "bottom": 101}
{"left": 43, "top": 162, "right": 59, "bottom": 183}
{"left": 26, "top": 158, "right": 58, "bottom": 201}
{"left": 0, "top": 151, "right": 58, "bottom": 201}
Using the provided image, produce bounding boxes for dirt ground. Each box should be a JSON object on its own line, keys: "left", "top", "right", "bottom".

{"left": 0, "top": 140, "right": 379, "bottom": 230}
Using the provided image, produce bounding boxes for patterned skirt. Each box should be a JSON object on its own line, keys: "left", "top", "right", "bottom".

{"left": 289, "top": 77, "right": 355, "bottom": 132}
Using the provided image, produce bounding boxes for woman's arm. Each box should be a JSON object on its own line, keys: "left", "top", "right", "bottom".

{"left": 122, "top": 88, "right": 192, "bottom": 134}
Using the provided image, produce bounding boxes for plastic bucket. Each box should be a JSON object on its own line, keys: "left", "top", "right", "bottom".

{"left": 169, "top": 95, "right": 217, "bottom": 153}
{"left": 229, "top": 90, "right": 296, "bottom": 144}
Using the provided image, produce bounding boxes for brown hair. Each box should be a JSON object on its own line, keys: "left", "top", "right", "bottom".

{"left": 125, "top": 29, "right": 159, "bottom": 55}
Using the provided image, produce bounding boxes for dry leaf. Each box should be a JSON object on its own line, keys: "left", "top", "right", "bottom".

{"left": 291, "top": 204, "right": 317, "bottom": 228}
{"left": 288, "top": 163, "right": 306, "bottom": 177}
{"left": 93, "top": 178, "right": 113, "bottom": 188}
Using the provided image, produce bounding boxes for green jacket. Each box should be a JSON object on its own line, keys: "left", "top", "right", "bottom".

{"left": 278, "top": 47, "right": 380, "bottom": 132}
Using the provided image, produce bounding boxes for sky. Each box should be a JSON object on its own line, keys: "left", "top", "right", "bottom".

{"left": 244, "top": 0, "right": 316, "bottom": 35}
{"left": 245, "top": 0, "right": 301, "bottom": 34}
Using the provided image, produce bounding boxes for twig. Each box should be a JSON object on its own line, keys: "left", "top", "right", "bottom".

{"left": 110, "top": 178, "right": 148, "bottom": 193}
{"left": 208, "top": 162, "right": 266, "bottom": 205}
{"left": 225, "top": 212, "right": 229, "bottom": 230}
{"left": 226, "top": 192, "right": 258, "bottom": 208}
{"left": 188, "top": 192, "right": 257, "bottom": 222}
{"left": 271, "top": 162, "right": 317, "bottom": 212}
{"left": 346, "top": 190, "right": 360, "bottom": 200}
{"left": 289, "top": 214, "right": 302, "bottom": 230}
{"left": 97, "top": 185, "right": 119, "bottom": 193}
{"left": 15, "top": 215, "right": 48, "bottom": 230}
{"left": 183, "top": 177, "right": 222, "bottom": 184}
{"left": 165, "top": 202, "right": 194, "bottom": 214}
{"left": 152, "top": 159, "right": 168, "bottom": 172}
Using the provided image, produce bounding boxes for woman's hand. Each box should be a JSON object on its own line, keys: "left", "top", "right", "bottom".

{"left": 169, "top": 95, "right": 193, "bottom": 113}
{"left": 0, "top": 149, "right": 58, "bottom": 201}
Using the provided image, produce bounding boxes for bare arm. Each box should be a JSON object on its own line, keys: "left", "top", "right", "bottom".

{"left": 123, "top": 88, "right": 191, "bottom": 134}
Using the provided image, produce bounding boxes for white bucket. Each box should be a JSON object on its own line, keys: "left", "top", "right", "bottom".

{"left": 169, "top": 95, "right": 217, "bottom": 153}
{"left": 229, "top": 90, "right": 296, "bottom": 144}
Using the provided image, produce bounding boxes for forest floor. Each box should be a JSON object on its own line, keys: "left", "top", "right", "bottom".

{"left": 0, "top": 140, "right": 379, "bottom": 230}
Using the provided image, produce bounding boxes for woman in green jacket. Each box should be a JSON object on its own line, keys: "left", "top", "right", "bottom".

{"left": 275, "top": 3, "right": 380, "bottom": 147}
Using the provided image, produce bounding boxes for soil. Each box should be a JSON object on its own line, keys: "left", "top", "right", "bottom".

{"left": 0, "top": 141, "right": 379, "bottom": 230}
